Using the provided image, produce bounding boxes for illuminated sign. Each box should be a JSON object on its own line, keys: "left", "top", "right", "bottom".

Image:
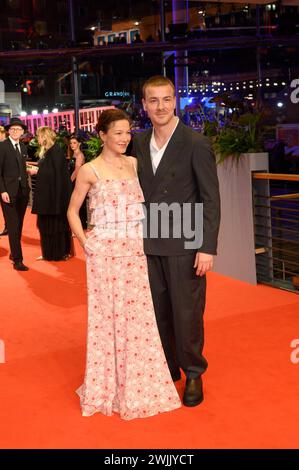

{"left": 104, "top": 91, "right": 130, "bottom": 98}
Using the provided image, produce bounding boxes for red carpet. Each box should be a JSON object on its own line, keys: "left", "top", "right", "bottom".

{"left": 0, "top": 210, "right": 299, "bottom": 449}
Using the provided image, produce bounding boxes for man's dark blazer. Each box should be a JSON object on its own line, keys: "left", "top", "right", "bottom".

{"left": 0, "top": 138, "right": 29, "bottom": 199}
{"left": 132, "top": 121, "right": 221, "bottom": 256}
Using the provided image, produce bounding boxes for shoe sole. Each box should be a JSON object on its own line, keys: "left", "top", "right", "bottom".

{"left": 183, "top": 396, "right": 204, "bottom": 407}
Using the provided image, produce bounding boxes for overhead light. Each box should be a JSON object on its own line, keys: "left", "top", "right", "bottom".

{"left": 276, "top": 101, "right": 284, "bottom": 108}
{"left": 31, "top": 110, "right": 38, "bottom": 115}
{"left": 52, "top": 108, "right": 58, "bottom": 113}
{"left": 43, "top": 109, "right": 48, "bottom": 114}
{"left": 91, "top": 26, "right": 96, "bottom": 31}
{"left": 134, "top": 21, "right": 139, "bottom": 26}
{"left": 20, "top": 111, "right": 27, "bottom": 116}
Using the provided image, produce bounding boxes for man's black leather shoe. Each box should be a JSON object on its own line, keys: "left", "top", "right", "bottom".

{"left": 13, "top": 261, "right": 29, "bottom": 271}
{"left": 183, "top": 377, "right": 204, "bottom": 407}
{"left": 0, "top": 228, "right": 8, "bottom": 236}
{"left": 171, "top": 370, "right": 181, "bottom": 382}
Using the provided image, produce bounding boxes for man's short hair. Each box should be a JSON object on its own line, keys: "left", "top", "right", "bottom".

{"left": 142, "top": 76, "right": 175, "bottom": 98}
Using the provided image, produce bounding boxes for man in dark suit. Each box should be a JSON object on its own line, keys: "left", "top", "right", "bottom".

{"left": 132, "top": 76, "right": 220, "bottom": 407}
{"left": 0, "top": 125, "right": 8, "bottom": 236}
{"left": 0, "top": 117, "right": 30, "bottom": 271}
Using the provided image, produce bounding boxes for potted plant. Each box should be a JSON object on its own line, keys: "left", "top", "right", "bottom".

{"left": 205, "top": 111, "right": 271, "bottom": 285}
{"left": 204, "top": 112, "right": 265, "bottom": 164}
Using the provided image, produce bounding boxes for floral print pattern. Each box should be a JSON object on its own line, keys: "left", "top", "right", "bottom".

{"left": 77, "top": 168, "right": 181, "bottom": 420}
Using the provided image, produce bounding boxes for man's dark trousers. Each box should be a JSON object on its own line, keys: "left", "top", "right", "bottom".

{"left": 1, "top": 184, "right": 28, "bottom": 262}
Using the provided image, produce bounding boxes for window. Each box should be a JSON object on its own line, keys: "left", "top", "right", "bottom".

{"left": 107, "top": 34, "right": 116, "bottom": 43}
{"left": 119, "top": 31, "right": 128, "bottom": 43}
{"left": 129, "top": 29, "right": 139, "bottom": 43}
{"left": 59, "top": 74, "right": 72, "bottom": 96}
{"left": 35, "top": 21, "right": 47, "bottom": 35}
{"left": 80, "top": 74, "right": 96, "bottom": 96}
{"left": 97, "top": 35, "right": 106, "bottom": 45}
{"left": 8, "top": 17, "right": 19, "bottom": 29}
{"left": 6, "top": 0, "right": 20, "bottom": 9}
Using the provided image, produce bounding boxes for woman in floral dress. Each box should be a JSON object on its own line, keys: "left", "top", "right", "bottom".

{"left": 67, "top": 109, "right": 181, "bottom": 420}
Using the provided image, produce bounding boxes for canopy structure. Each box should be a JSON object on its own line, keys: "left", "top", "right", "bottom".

{"left": 188, "top": 0, "right": 299, "bottom": 4}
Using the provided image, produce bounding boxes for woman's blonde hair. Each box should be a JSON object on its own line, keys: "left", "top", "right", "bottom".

{"left": 36, "top": 126, "right": 56, "bottom": 157}
{"left": 0, "top": 126, "right": 6, "bottom": 135}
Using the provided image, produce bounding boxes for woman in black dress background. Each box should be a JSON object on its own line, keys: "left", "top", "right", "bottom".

{"left": 31, "top": 126, "right": 73, "bottom": 261}
{"left": 68, "top": 134, "right": 87, "bottom": 230}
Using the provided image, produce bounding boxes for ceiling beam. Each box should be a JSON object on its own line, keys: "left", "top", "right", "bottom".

{"left": 1, "top": 35, "right": 299, "bottom": 63}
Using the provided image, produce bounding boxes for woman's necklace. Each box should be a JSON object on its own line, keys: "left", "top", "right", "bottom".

{"left": 101, "top": 155, "right": 124, "bottom": 170}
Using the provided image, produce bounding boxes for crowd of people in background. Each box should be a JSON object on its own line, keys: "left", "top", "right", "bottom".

{"left": 0, "top": 120, "right": 88, "bottom": 269}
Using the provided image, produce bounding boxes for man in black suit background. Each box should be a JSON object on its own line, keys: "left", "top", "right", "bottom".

{"left": 133, "top": 76, "right": 220, "bottom": 407}
{"left": 0, "top": 117, "right": 30, "bottom": 271}
{"left": 0, "top": 125, "right": 8, "bottom": 236}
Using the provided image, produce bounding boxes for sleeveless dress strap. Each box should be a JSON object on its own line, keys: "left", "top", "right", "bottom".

{"left": 130, "top": 158, "right": 138, "bottom": 177}
{"left": 89, "top": 162, "right": 101, "bottom": 180}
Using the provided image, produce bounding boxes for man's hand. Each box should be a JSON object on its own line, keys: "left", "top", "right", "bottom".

{"left": 194, "top": 252, "right": 214, "bottom": 276}
{"left": 1, "top": 192, "right": 10, "bottom": 203}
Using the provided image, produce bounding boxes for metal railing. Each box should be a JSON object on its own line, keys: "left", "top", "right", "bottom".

{"left": 20, "top": 106, "right": 114, "bottom": 134}
{"left": 252, "top": 173, "right": 299, "bottom": 293}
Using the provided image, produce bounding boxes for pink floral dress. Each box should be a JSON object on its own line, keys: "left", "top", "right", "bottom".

{"left": 76, "top": 163, "right": 181, "bottom": 420}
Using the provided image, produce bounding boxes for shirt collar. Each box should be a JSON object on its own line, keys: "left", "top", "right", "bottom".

{"left": 150, "top": 117, "right": 179, "bottom": 152}
{"left": 9, "top": 136, "right": 20, "bottom": 146}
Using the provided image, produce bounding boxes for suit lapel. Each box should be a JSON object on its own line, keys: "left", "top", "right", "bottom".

{"left": 148, "top": 121, "right": 185, "bottom": 198}
{"left": 141, "top": 130, "right": 154, "bottom": 175}
{"left": 137, "top": 129, "right": 155, "bottom": 194}
{"left": 7, "top": 138, "right": 20, "bottom": 166}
